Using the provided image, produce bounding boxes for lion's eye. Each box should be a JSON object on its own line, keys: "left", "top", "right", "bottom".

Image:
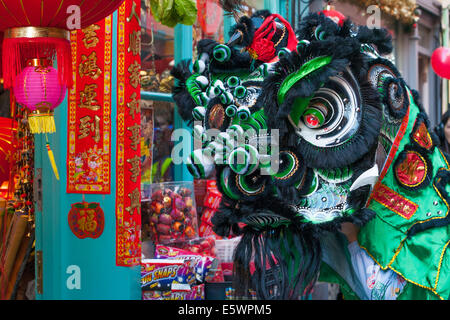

{"left": 302, "top": 101, "right": 329, "bottom": 129}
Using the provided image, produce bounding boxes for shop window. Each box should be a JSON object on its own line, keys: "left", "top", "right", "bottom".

{"left": 140, "top": 1, "right": 175, "bottom": 93}
{"left": 241, "top": 0, "right": 265, "bottom": 15}
{"left": 193, "top": 0, "right": 225, "bottom": 58}
{"left": 141, "top": 100, "right": 175, "bottom": 185}
{"left": 193, "top": 0, "right": 264, "bottom": 58}
{"left": 140, "top": 1, "right": 176, "bottom": 185}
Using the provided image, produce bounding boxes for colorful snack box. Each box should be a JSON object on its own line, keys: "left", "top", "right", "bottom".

{"left": 155, "top": 245, "right": 216, "bottom": 283}
{"left": 141, "top": 259, "right": 195, "bottom": 291}
{"left": 142, "top": 284, "right": 205, "bottom": 300}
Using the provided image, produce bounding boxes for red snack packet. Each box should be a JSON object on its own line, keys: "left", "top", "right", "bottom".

{"left": 201, "top": 208, "right": 215, "bottom": 225}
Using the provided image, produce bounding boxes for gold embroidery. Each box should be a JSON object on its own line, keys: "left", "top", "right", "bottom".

{"left": 82, "top": 24, "right": 101, "bottom": 49}
{"left": 78, "top": 115, "right": 100, "bottom": 143}
{"left": 127, "top": 92, "right": 140, "bottom": 120}
{"left": 128, "top": 30, "right": 141, "bottom": 56}
{"left": 127, "top": 123, "right": 140, "bottom": 151}
{"left": 125, "top": 187, "right": 141, "bottom": 215}
{"left": 127, "top": 155, "right": 140, "bottom": 183}
{"left": 126, "top": 1, "right": 141, "bottom": 24}
{"left": 79, "top": 84, "right": 101, "bottom": 111}
{"left": 79, "top": 51, "right": 102, "bottom": 80}
{"left": 127, "top": 60, "right": 140, "bottom": 89}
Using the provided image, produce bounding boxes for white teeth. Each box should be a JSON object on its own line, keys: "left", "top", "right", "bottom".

{"left": 349, "top": 163, "right": 379, "bottom": 192}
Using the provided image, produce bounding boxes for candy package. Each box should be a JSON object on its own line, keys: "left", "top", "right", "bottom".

{"left": 141, "top": 259, "right": 195, "bottom": 291}
{"left": 203, "top": 180, "right": 222, "bottom": 210}
{"left": 147, "top": 182, "right": 198, "bottom": 244}
{"left": 142, "top": 284, "right": 205, "bottom": 300}
{"left": 155, "top": 244, "right": 217, "bottom": 283}
{"left": 164, "top": 236, "right": 216, "bottom": 256}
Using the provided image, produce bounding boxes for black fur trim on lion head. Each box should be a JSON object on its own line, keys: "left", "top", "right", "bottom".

{"left": 171, "top": 59, "right": 196, "bottom": 122}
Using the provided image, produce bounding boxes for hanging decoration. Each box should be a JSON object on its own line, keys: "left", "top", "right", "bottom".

{"left": 431, "top": 47, "right": 450, "bottom": 80}
{"left": 68, "top": 202, "right": 105, "bottom": 239}
{"left": 0, "top": 104, "right": 34, "bottom": 300}
{"left": 13, "top": 59, "right": 66, "bottom": 134}
{"left": 116, "top": 0, "right": 142, "bottom": 267}
{"left": 0, "top": 117, "right": 17, "bottom": 187}
{"left": 66, "top": 16, "right": 112, "bottom": 194}
{"left": 0, "top": 0, "right": 124, "bottom": 90}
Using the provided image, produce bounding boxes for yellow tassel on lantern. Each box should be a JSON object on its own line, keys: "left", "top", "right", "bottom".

{"left": 28, "top": 111, "right": 56, "bottom": 134}
{"left": 46, "top": 143, "right": 59, "bottom": 180}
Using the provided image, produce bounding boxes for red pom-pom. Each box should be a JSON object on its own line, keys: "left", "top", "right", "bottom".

{"left": 248, "top": 38, "right": 276, "bottom": 62}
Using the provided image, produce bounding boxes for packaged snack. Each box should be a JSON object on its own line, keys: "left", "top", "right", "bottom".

{"left": 155, "top": 244, "right": 216, "bottom": 283}
{"left": 199, "top": 222, "right": 222, "bottom": 238}
{"left": 194, "top": 179, "right": 208, "bottom": 215}
{"left": 142, "top": 284, "right": 205, "bottom": 300}
{"left": 205, "top": 263, "right": 225, "bottom": 283}
{"left": 141, "top": 259, "right": 195, "bottom": 291}
{"left": 203, "top": 183, "right": 222, "bottom": 210}
{"left": 201, "top": 208, "right": 215, "bottom": 225}
{"left": 146, "top": 182, "right": 199, "bottom": 244}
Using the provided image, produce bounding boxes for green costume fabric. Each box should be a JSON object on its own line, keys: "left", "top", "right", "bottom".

{"left": 320, "top": 91, "right": 450, "bottom": 300}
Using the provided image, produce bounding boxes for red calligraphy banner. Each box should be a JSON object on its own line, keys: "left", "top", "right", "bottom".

{"left": 116, "top": 0, "right": 142, "bottom": 266}
{"left": 67, "top": 16, "right": 112, "bottom": 194}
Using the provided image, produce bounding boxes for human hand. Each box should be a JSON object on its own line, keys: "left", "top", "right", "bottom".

{"left": 340, "top": 222, "right": 360, "bottom": 243}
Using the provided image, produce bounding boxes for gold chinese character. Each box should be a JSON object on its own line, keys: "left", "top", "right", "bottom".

{"left": 126, "top": 2, "right": 141, "bottom": 24}
{"left": 78, "top": 209, "right": 98, "bottom": 232}
{"left": 82, "top": 24, "right": 101, "bottom": 49}
{"left": 127, "top": 92, "right": 140, "bottom": 119}
{"left": 128, "top": 60, "right": 140, "bottom": 89}
{"left": 128, "top": 30, "right": 141, "bottom": 56}
{"left": 125, "top": 188, "right": 141, "bottom": 215}
{"left": 79, "top": 51, "right": 102, "bottom": 80}
{"left": 78, "top": 115, "right": 101, "bottom": 143}
{"left": 79, "top": 84, "right": 101, "bottom": 111}
{"left": 127, "top": 123, "right": 140, "bottom": 151}
{"left": 127, "top": 155, "right": 140, "bottom": 183}
{"left": 398, "top": 158, "right": 425, "bottom": 184}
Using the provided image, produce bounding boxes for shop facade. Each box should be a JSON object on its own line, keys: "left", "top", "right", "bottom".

{"left": 1, "top": 0, "right": 449, "bottom": 301}
{"left": 0, "top": 0, "right": 299, "bottom": 301}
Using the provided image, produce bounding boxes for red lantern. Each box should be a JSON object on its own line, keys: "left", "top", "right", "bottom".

{"left": 431, "top": 47, "right": 450, "bottom": 80}
{"left": 0, "top": 0, "right": 125, "bottom": 89}
{"left": 13, "top": 59, "right": 66, "bottom": 134}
